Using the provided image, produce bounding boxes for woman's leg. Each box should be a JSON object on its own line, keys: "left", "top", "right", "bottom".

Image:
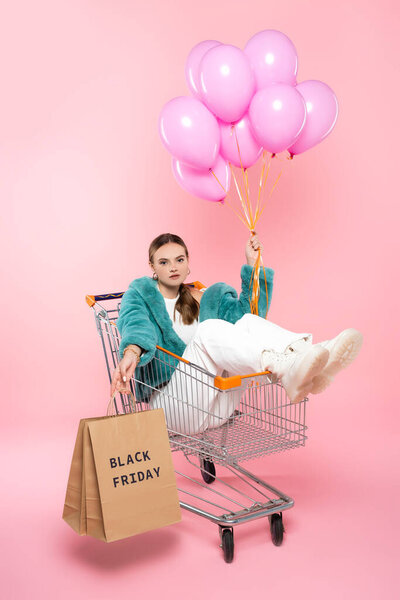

{"left": 191, "top": 315, "right": 328, "bottom": 407}
{"left": 232, "top": 313, "right": 313, "bottom": 354}
{"left": 150, "top": 315, "right": 315, "bottom": 433}
{"left": 150, "top": 319, "right": 246, "bottom": 435}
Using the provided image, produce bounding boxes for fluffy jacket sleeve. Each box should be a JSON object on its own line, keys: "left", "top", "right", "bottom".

{"left": 200, "top": 264, "right": 274, "bottom": 324}
{"left": 116, "top": 287, "right": 157, "bottom": 365}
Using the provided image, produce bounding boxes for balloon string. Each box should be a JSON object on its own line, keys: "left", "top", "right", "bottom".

{"left": 230, "top": 131, "right": 265, "bottom": 317}
{"left": 254, "top": 151, "right": 271, "bottom": 225}
{"left": 222, "top": 138, "right": 291, "bottom": 318}
{"left": 256, "top": 168, "right": 284, "bottom": 224}
{"left": 249, "top": 251, "right": 269, "bottom": 317}
{"left": 244, "top": 168, "right": 254, "bottom": 225}
{"left": 249, "top": 251, "right": 260, "bottom": 315}
{"left": 229, "top": 161, "right": 262, "bottom": 316}
{"left": 210, "top": 169, "right": 226, "bottom": 192}
{"left": 260, "top": 256, "right": 269, "bottom": 316}
{"left": 248, "top": 253, "right": 269, "bottom": 317}
{"left": 233, "top": 126, "right": 254, "bottom": 229}
{"left": 229, "top": 164, "right": 252, "bottom": 227}
{"left": 229, "top": 160, "right": 248, "bottom": 223}
{"left": 223, "top": 197, "right": 250, "bottom": 229}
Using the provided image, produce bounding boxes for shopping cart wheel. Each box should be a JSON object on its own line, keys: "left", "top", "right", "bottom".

{"left": 200, "top": 458, "right": 216, "bottom": 484}
{"left": 219, "top": 526, "right": 234, "bottom": 563}
{"left": 269, "top": 512, "right": 284, "bottom": 546}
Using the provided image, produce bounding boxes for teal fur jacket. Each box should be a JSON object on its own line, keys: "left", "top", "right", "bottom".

{"left": 117, "top": 264, "right": 274, "bottom": 400}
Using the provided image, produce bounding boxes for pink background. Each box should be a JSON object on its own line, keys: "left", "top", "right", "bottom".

{"left": 1, "top": 0, "right": 398, "bottom": 597}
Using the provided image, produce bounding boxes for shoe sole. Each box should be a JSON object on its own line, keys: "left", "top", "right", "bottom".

{"left": 286, "top": 347, "right": 329, "bottom": 404}
{"left": 311, "top": 329, "right": 363, "bottom": 394}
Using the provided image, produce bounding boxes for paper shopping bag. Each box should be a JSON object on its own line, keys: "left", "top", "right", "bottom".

{"left": 62, "top": 410, "right": 181, "bottom": 542}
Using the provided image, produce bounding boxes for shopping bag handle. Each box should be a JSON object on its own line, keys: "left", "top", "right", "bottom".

{"left": 107, "top": 386, "right": 137, "bottom": 416}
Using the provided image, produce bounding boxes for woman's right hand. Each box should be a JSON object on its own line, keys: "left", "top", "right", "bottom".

{"left": 110, "top": 351, "right": 140, "bottom": 398}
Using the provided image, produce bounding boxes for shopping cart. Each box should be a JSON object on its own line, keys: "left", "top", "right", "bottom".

{"left": 86, "top": 287, "right": 308, "bottom": 563}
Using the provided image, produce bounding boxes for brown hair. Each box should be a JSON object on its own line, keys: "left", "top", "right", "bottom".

{"left": 149, "top": 233, "right": 200, "bottom": 325}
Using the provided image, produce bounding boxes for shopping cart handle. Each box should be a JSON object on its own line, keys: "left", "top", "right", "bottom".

{"left": 85, "top": 283, "right": 205, "bottom": 308}
{"left": 86, "top": 293, "right": 125, "bottom": 307}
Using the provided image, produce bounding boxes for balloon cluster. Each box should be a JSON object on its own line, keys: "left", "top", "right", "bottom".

{"left": 159, "top": 30, "right": 339, "bottom": 203}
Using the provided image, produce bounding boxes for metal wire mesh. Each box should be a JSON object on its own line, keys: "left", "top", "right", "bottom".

{"left": 92, "top": 297, "right": 307, "bottom": 466}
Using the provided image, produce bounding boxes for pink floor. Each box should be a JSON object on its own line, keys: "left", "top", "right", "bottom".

{"left": 3, "top": 406, "right": 398, "bottom": 600}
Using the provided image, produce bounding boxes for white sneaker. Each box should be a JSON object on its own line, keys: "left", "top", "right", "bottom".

{"left": 262, "top": 345, "right": 329, "bottom": 404}
{"left": 310, "top": 328, "right": 363, "bottom": 394}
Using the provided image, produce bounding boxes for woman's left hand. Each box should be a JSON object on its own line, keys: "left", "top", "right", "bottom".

{"left": 245, "top": 231, "right": 263, "bottom": 266}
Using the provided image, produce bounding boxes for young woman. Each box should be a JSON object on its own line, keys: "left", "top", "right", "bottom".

{"left": 111, "top": 233, "right": 363, "bottom": 435}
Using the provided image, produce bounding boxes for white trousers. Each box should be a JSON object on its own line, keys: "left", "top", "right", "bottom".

{"left": 150, "top": 314, "right": 312, "bottom": 436}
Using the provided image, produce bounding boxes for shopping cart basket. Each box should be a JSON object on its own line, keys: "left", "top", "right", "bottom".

{"left": 86, "top": 288, "right": 308, "bottom": 563}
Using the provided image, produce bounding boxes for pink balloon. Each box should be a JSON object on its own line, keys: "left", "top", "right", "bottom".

{"left": 220, "top": 115, "right": 262, "bottom": 168}
{"left": 199, "top": 44, "right": 255, "bottom": 123}
{"left": 287, "top": 80, "right": 339, "bottom": 155}
{"left": 185, "top": 40, "right": 221, "bottom": 97}
{"left": 172, "top": 155, "right": 231, "bottom": 202}
{"left": 248, "top": 84, "right": 306, "bottom": 154}
{"left": 159, "top": 96, "right": 220, "bottom": 170}
{"left": 244, "top": 29, "right": 298, "bottom": 89}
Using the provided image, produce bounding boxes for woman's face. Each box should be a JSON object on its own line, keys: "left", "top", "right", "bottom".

{"left": 150, "top": 243, "right": 189, "bottom": 286}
